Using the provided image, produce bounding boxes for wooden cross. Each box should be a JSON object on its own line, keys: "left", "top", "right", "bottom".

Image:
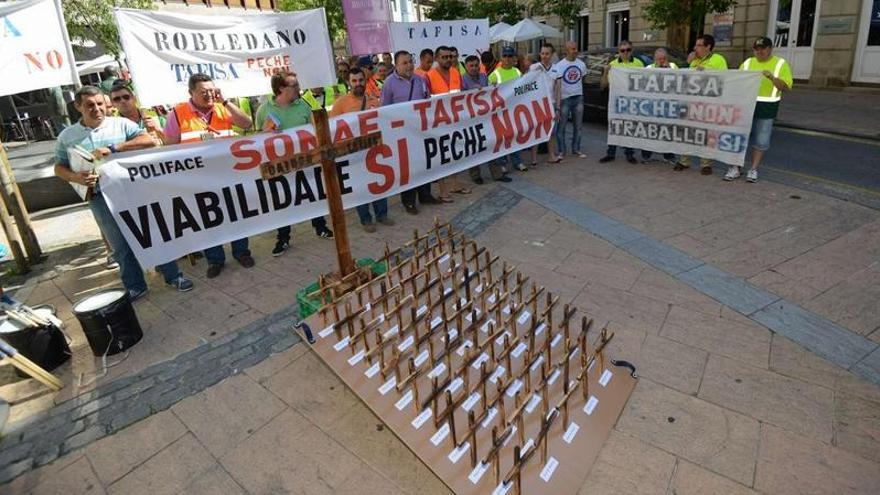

{"left": 260, "top": 108, "right": 382, "bottom": 277}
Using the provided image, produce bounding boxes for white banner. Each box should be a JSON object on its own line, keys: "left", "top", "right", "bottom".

{"left": 0, "top": 0, "right": 76, "bottom": 97}
{"left": 114, "top": 8, "right": 336, "bottom": 107}
{"left": 608, "top": 67, "right": 761, "bottom": 166}
{"left": 389, "top": 19, "right": 490, "bottom": 58}
{"left": 99, "top": 71, "right": 554, "bottom": 267}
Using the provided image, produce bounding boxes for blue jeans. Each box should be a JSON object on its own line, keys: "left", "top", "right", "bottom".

{"left": 356, "top": 199, "right": 388, "bottom": 224}
{"left": 90, "top": 192, "right": 180, "bottom": 292}
{"left": 750, "top": 117, "right": 774, "bottom": 151}
{"left": 556, "top": 95, "right": 584, "bottom": 154}
{"left": 495, "top": 150, "right": 521, "bottom": 171}
{"left": 204, "top": 239, "right": 250, "bottom": 265}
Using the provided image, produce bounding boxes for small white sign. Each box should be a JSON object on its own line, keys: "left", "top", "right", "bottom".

{"left": 539, "top": 457, "right": 559, "bottom": 482}
{"left": 456, "top": 340, "right": 473, "bottom": 356}
{"left": 462, "top": 392, "right": 481, "bottom": 411}
{"left": 318, "top": 325, "right": 335, "bottom": 339}
{"left": 431, "top": 422, "right": 451, "bottom": 446}
{"left": 530, "top": 355, "right": 545, "bottom": 372}
{"left": 333, "top": 336, "right": 350, "bottom": 352}
{"left": 431, "top": 316, "right": 443, "bottom": 329}
{"left": 505, "top": 379, "right": 523, "bottom": 398}
{"left": 525, "top": 394, "right": 542, "bottom": 414}
{"left": 495, "top": 331, "right": 511, "bottom": 346}
{"left": 472, "top": 352, "right": 490, "bottom": 369}
{"left": 417, "top": 305, "right": 428, "bottom": 316}
{"left": 535, "top": 323, "right": 546, "bottom": 336}
{"left": 469, "top": 461, "right": 489, "bottom": 484}
{"left": 448, "top": 441, "right": 470, "bottom": 463}
{"left": 502, "top": 305, "right": 511, "bottom": 315}
{"left": 395, "top": 389, "right": 413, "bottom": 410}
{"left": 547, "top": 368, "right": 561, "bottom": 386}
{"left": 465, "top": 309, "right": 482, "bottom": 323}
{"left": 502, "top": 425, "right": 517, "bottom": 447}
{"left": 445, "top": 376, "right": 464, "bottom": 394}
{"left": 412, "top": 407, "right": 433, "bottom": 429}
{"left": 512, "top": 342, "right": 528, "bottom": 358}
{"left": 384, "top": 325, "right": 399, "bottom": 339}
{"left": 379, "top": 376, "right": 397, "bottom": 395}
{"left": 438, "top": 253, "right": 451, "bottom": 265}
{"left": 517, "top": 310, "right": 531, "bottom": 326}
{"left": 429, "top": 361, "right": 447, "bottom": 379}
{"left": 522, "top": 438, "right": 535, "bottom": 454}
{"left": 365, "top": 362, "right": 381, "bottom": 378}
{"left": 481, "top": 407, "right": 497, "bottom": 428}
{"left": 584, "top": 396, "right": 599, "bottom": 415}
{"left": 480, "top": 319, "right": 495, "bottom": 333}
{"left": 398, "top": 335, "right": 414, "bottom": 352}
{"left": 563, "top": 422, "right": 579, "bottom": 444}
{"left": 414, "top": 349, "right": 430, "bottom": 367}
{"left": 447, "top": 328, "right": 459, "bottom": 341}
{"left": 550, "top": 333, "right": 562, "bottom": 348}
{"left": 599, "top": 369, "right": 613, "bottom": 387}
{"left": 489, "top": 365, "right": 506, "bottom": 384}
{"left": 475, "top": 284, "right": 483, "bottom": 293}
{"left": 492, "top": 482, "right": 512, "bottom": 495}
{"left": 347, "top": 350, "right": 365, "bottom": 366}
{"left": 488, "top": 294, "right": 497, "bottom": 304}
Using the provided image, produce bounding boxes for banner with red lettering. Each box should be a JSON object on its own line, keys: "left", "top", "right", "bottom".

{"left": 99, "top": 71, "right": 555, "bottom": 267}
{"left": 0, "top": 0, "right": 77, "bottom": 97}
{"left": 114, "top": 7, "right": 336, "bottom": 107}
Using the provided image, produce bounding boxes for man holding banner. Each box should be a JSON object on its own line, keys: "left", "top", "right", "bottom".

{"left": 600, "top": 40, "right": 644, "bottom": 164}
{"left": 726, "top": 37, "right": 792, "bottom": 183}
{"left": 489, "top": 46, "right": 526, "bottom": 173}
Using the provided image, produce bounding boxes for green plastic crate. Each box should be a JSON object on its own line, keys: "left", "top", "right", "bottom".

{"left": 296, "top": 257, "right": 387, "bottom": 319}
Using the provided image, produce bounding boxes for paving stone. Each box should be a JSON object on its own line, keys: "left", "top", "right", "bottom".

{"left": 616, "top": 379, "right": 759, "bottom": 485}
{"left": 833, "top": 392, "right": 880, "bottom": 464}
{"left": 220, "top": 408, "right": 361, "bottom": 495}
{"left": 628, "top": 267, "right": 723, "bottom": 317}
{"left": 621, "top": 236, "right": 703, "bottom": 275}
{"left": 755, "top": 423, "right": 880, "bottom": 495}
{"left": 676, "top": 264, "right": 780, "bottom": 316}
{"left": 661, "top": 306, "right": 771, "bottom": 369}
{"left": 747, "top": 269, "right": 824, "bottom": 304}
{"left": 559, "top": 251, "right": 643, "bottom": 292}
{"left": 171, "top": 373, "right": 285, "bottom": 459}
{"left": 671, "top": 460, "right": 759, "bottom": 495}
{"left": 769, "top": 334, "right": 842, "bottom": 388}
{"left": 85, "top": 410, "right": 187, "bottom": 485}
{"left": 107, "top": 434, "right": 218, "bottom": 495}
{"left": 698, "top": 355, "right": 835, "bottom": 443}
{"left": 180, "top": 465, "right": 246, "bottom": 495}
{"left": 264, "top": 350, "right": 360, "bottom": 429}
{"left": 836, "top": 369, "right": 880, "bottom": 405}
{"left": 335, "top": 464, "right": 408, "bottom": 495}
{"left": 27, "top": 456, "right": 105, "bottom": 495}
{"left": 1, "top": 453, "right": 85, "bottom": 493}
{"left": 637, "top": 335, "right": 708, "bottom": 395}
{"left": 803, "top": 263, "right": 880, "bottom": 337}
{"left": 574, "top": 283, "right": 670, "bottom": 336}
{"left": 580, "top": 430, "right": 676, "bottom": 495}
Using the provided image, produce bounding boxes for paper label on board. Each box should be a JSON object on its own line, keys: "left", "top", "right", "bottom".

{"left": 318, "top": 325, "right": 335, "bottom": 338}
{"left": 438, "top": 253, "right": 451, "bottom": 265}
{"left": 333, "top": 336, "right": 350, "bottom": 352}
{"left": 472, "top": 352, "right": 490, "bottom": 369}
{"left": 430, "top": 422, "right": 450, "bottom": 446}
{"left": 384, "top": 325, "right": 399, "bottom": 339}
{"left": 517, "top": 310, "right": 531, "bottom": 325}
{"left": 502, "top": 425, "right": 517, "bottom": 447}
{"left": 547, "top": 368, "right": 561, "bottom": 386}
{"left": 417, "top": 305, "right": 427, "bottom": 316}
{"left": 462, "top": 392, "right": 480, "bottom": 411}
{"left": 448, "top": 441, "right": 470, "bottom": 463}
{"left": 456, "top": 340, "right": 473, "bottom": 356}
{"left": 512, "top": 342, "right": 528, "bottom": 358}
{"left": 375, "top": 313, "right": 386, "bottom": 323}
{"left": 444, "top": 286, "right": 453, "bottom": 296}
{"left": 550, "top": 333, "right": 562, "bottom": 348}
{"left": 412, "top": 407, "right": 432, "bottom": 429}
{"left": 475, "top": 284, "right": 483, "bottom": 293}
{"left": 587, "top": 358, "right": 595, "bottom": 372}
{"left": 347, "top": 350, "right": 365, "bottom": 366}
{"left": 584, "top": 395, "right": 599, "bottom": 415}
{"left": 495, "top": 331, "right": 511, "bottom": 346}
{"left": 395, "top": 389, "right": 413, "bottom": 410}
{"left": 502, "top": 305, "right": 511, "bottom": 315}
{"left": 480, "top": 318, "right": 495, "bottom": 333}
{"left": 505, "top": 379, "right": 523, "bottom": 398}
{"left": 469, "top": 462, "right": 489, "bottom": 484}
{"left": 398, "top": 335, "right": 414, "bottom": 352}
{"left": 539, "top": 457, "right": 559, "bottom": 482}
{"left": 365, "top": 362, "right": 381, "bottom": 378}
{"left": 414, "top": 349, "right": 430, "bottom": 367}
{"left": 563, "top": 422, "right": 579, "bottom": 444}
{"left": 489, "top": 365, "right": 506, "bottom": 383}
{"left": 599, "top": 369, "right": 613, "bottom": 387}
{"left": 429, "top": 361, "right": 447, "bottom": 379}
{"left": 525, "top": 394, "right": 542, "bottom": 414}
{"left": 492, "top": 482, "right": 512, "bottom": 495}
{"left": 431, "top": 316, "right": 443, "bottom": 329}
{"left": 447, "top": 328, "right": 459, "bottom": 341}
{"left": 530, "top": 355, "right": 545, "bottom": 372}
{"left": 535, "top": 322, "right": 546, "bottom": 336}
{"left": 522, "top": 438, "right": 535, "bottom": 454}
{"left": 465, "top": 309, "right": 482, "bottom": 322}
{"left": 488, "top": 294, "right": 497, "bottom": 304}
{"left": 445, "top": 376, "right": 464, "bottom": 394}
{"left": 379, "top": 376, "right": 397, "bottom": 395}
{"left": 481, "top": 407, "right": 497, "bottom": 428}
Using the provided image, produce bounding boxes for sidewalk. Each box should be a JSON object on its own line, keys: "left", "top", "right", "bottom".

{"left": 2, "top": 135, "right": 879, "bottom": 493}
{"left": 776, "top": 87, "right": 880, "bottom": 140}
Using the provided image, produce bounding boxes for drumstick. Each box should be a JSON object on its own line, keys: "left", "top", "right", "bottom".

{"left": 0, "top": 339, "right": 63, "bottom": 390}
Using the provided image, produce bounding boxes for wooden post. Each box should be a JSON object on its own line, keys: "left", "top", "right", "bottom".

{"left": 312, "top": 109, "right": 355, "bottom": 276}
{"left": 0, "top": 137, "right": 42, "bottom": 262}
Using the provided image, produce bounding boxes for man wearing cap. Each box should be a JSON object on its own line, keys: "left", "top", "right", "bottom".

{"left": 489, "top": 46, "right": 526, "bottom": 172}
{"left": 725, "top": 37, "right": 792, "bottom": 183}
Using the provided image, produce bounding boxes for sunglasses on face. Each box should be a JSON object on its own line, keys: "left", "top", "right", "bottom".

{"left": 619, "top": 48, "right": 632, "bottom": 53}
{"left": 111, "top": 94, "right": 132, "bottom": 103}
{"left": 198, "top": 90, "right": 216, "bottom": 98}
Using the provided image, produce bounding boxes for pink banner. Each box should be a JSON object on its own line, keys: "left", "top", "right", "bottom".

{"left": 342, "top": 0, "right": 392, "bottom": 56}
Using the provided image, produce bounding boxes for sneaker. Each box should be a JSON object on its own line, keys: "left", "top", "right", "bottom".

{"left": 378, "top": 217, "right": 395, "bottom": 226}
{"left": 272, "top": 240, "right": 289, "bottom": 257}
{"left": 404, "top": 204, "right": 419, "bottom": 215}
{"left": 167, "top": 275, "right": 194, "bottom": 292}
{"left": 236, "top": 253, "right": 255, "bottom": 268}
{"left": 105, "top": 255, "right": 119, "bottom": 270}
{"left": 598, "top": 155, "right": 615, "bottom": 163}
{"left": 723, "top": 166, "right": 740, "bottom": 181}
{"left": 363, "top": 222, "right": 377, "bottom": 233}
{"left": 316, "top": 228, "right": 334, "bottom": 239}
{"left": 128, "top": 287, "right": 148, "bottom": 301}
{"left": 576, "top": 153, "right": 587, "bottom": 159}
{"left": 515, "top": 163, "right": 528, "bottom": 172}
{"left": 206, "top": 263, "right": 224, "bottom": 279}
{"left": 495, "top": 175, "right": 512, "bottom": 183}
{"left": 746, "top": 169, "right": 758, "bottom": 183}
{"left": 625, "top": 155, "right": 638, "bottom": 164}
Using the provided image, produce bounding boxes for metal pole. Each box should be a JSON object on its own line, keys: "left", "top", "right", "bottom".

{"left": 53, "top": 0, "right": 82, "bottom": 90}
{"left": 7, "top": 97, "right": 29, "bottom": 144}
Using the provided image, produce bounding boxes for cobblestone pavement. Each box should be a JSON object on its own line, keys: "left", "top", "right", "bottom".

{"left": 3, "top": 149, "right": 880, "bottom": 493}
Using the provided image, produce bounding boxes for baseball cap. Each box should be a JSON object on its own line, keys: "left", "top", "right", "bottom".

{"left": 753, "top": 37, "right": 772, "bottom": 49}
{"left": 502, "top": 46, "right": 516, "bottom": 57}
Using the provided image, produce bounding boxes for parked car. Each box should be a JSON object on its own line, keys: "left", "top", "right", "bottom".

{"left": 580, "top": 46, "right": 688, "bottom": 122}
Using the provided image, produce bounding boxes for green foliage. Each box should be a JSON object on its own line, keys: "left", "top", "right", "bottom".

{"left": 277, "top": 0, "right": 346, "bottom": 42}
{"left": 62, "top": 0, "right": 154, "bottom": 56}
{"left": 429, "top": 0, "right": 523, "bottom": 25}
{"left": 530, "top": 0, "right": 584, "bottom": 30}
{"left": 642, "top": 0, "right": 737, "bottom": 33}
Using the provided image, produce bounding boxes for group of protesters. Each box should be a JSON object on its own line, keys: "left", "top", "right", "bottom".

{"left": 52, "top": 32, "right": 792, "bottom": 302}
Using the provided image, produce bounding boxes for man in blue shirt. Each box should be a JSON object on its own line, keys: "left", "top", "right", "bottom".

{"left": 54, "top": 86, "right": 194, "bottom": 300}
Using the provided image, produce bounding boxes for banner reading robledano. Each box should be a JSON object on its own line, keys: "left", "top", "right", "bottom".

{"left": 342, "top": 0, "right": 392, "bottom": 56}
{"left": 389, "top": 19, "right": 490, "bottom": 58}
{"left": 0, "top": 0, "right": 76, "bottom": 97}
{"left": 114, "top": 8, "right": 336, "bottom": 107}
{"left": 99, "top": 71, "right": 555, "bottom": 267}
{"left": 608, "top": 67, "right": 761, "bottom": 166}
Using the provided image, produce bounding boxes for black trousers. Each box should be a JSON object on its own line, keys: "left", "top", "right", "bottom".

{"left": 400, "top": 184, "right": 433, "bottom": 207}
{"left": 277, "top": 217, "right": 327, "bottom": 242}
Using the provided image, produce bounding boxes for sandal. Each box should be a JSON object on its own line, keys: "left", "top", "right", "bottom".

{"left": 450, "top": 188, "right": 471, "bottom": 195}
{"left": 438, "top": 197, "right": 455, "bottom": 203}
{"left": 548, "top": 157, "right": 562, "bottom": 164}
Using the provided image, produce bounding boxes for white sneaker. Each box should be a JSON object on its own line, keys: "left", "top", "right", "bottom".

{"left": 746, "top": 169, "right": 758, "bottom": 183}
{"left": 723, "top": 166, "right": 740, "bottom": 181}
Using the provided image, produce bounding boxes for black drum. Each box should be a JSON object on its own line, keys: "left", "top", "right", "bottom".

{"left": 0, "top": 314, "right": 71, "bottom": 374}
{"left": 73, "top": 290, "right": 143, "bottom": 356}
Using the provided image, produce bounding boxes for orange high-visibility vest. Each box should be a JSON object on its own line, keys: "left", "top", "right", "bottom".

{"left": 173, "top": 102, "right": 235, "bottom": 143}
{"left": 426, "top": 68, "right": 462, "bottom": 95}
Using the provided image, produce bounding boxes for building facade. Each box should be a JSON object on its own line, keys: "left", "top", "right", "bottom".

{"left": 559, "top": 0, "right": 879, "bottom": 87}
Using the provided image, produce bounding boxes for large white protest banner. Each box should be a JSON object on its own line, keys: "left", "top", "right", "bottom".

{"left": 389, "top": 19, "right": 489, "bottom": 58}
{"left": 0, "top": 0, "right": 77, "bottom": 97}
{"left": 608, "top": 67, "right": 761, "bottom": 166}
{"left": 99, "top": 71, "right": 554, "bottom": 267}
{"left": 114, "top": 8, "right": 336, "bottom": 107}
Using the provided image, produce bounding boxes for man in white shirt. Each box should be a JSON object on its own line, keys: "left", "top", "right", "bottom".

{"left": 529, "top": 43, "right": 562, "bottom": 164}
{"left": 552, "top": 41, "right": 588, "bottom": 159}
